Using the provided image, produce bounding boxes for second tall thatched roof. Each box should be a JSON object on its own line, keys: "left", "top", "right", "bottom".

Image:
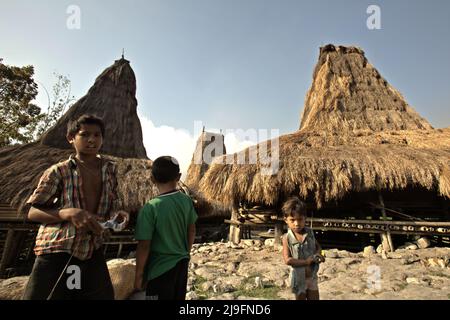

{"left": 197, "top": 44, "right": 450, "bottom": 210}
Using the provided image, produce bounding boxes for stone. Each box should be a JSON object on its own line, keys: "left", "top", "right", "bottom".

{"left": 0, "top": 276, "right": 29, "bottom": 300}
{"left": 406, "top": 277, "right": 420, "bottom": 284}
{"left": 253, "top": 247, "right": 262, "bottom": 251}
{"left": 241, "top": 239, "right": 255, "bottom": 247}
{"left": 323, "top": 249, "right": 339, "bottom": 258}
{"left": 107, "top": 259, "right": 136, "bottom": 300}
{"left": 376, "top": 244, "right": 383, "bottom": 254}
{"left": 264, "top": 239, "right": 275, "bottom": 247}
{"left": 363, "top": 246, "right": 376, "bottom": 258}
{"left": 200, "top": 281, "right": 214, "bottom": 291}
{"left": 254, "top": 277, "right": 264, "bottom": 288}
{"left": 274, "top": 279, "right": 285, "bottom": 288}
{"left": 198, "top": 246, "right": 212, "bottom": 253}
{"left": 224, "top": 263, "right": 237, "bottom": 273}
{"left": 186, "top": 291, "right": 198, "bottom": 300}
{"left": 194, "top": 267, "right": 216, "bottom": 280}
{"left": 416, "top": 237, "right": 431, "bottom": 249}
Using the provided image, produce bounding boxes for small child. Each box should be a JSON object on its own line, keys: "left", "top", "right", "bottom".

{"left": 134, "top": 156, "right": 197, "bottom": 300}
{"left": 282, "top": 197, "right": 325, "bottom": 300}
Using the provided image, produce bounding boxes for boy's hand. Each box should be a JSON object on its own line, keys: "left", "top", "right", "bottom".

{"left": 114, "top": 210, "right": 130, "bottom": 227}
{"left": 134, "top": 275, "right": 145, "bottom": 292}
{"left": 59, "top": 208, "right": 103, "bottom": 235}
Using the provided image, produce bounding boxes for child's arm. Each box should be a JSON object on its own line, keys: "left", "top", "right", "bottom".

{"left": 187, "top": 223, "right": 196, "bottom": 253}
{"left": 135, "top": 240, "right": 151, "bottom": 291}
{"left": 282, "top": 235, "right": 314, "bottom": 267}
{"left": 28, "top": 206, "right": 103, "bottom": 235}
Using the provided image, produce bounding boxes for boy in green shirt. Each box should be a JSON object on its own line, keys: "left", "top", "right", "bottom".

{"left": 134, "top": 156, "right": 197, "bottom": 300}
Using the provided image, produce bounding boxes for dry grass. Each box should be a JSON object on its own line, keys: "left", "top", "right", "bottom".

{"left": 40, "top": 58, "right": 148, "bottom": 159}
{"left": 0, "top": 143, "right": 158, "bottom": 215}
{"left": 197, "top": 45, "right": 450, "bottom": 211}
{"left": 0, "top": 58, "right": 157, "bottom": 215}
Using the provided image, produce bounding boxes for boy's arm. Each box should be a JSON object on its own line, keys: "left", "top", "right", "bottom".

{"left": 135, "top": 240, "right": 151, "bottom": 291}
{"left": 282, "top": 235, "right": 314, "bottom": 267}
{"left": 28, "top": 206, "right": 103, "bottom": 235}
{"left": 28, "top": 205, "right": 63, "bottom": 224}
{"left": 187, "top": 224, "right": 196, "bottom": 253}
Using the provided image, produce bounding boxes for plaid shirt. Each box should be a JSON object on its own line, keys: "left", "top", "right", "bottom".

{"left": 26, "top": 154, "right": 119, "bottom": 260}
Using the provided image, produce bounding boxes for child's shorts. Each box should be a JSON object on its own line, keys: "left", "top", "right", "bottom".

{"left": 289, "top": 272, "right": 319, "bottom": 295}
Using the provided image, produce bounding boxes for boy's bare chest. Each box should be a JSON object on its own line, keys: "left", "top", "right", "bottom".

{"left": 79, "top": 167, "right": 103, "bottom": 214}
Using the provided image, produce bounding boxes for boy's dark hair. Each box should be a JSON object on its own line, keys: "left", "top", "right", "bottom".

{"left": 67, "top": 114, "right": 105, "bottom": 137}
{"left": 282, "top": 197, "right": 307, "bottom": 218}
{"left": 152, "top": 156, "right": 180, "bottom": 183}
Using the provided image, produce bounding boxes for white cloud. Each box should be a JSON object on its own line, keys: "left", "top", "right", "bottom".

{"left": 139, "top": 113, "right": 196, "bottom": 179}
{"left": 138, "top": 113, "right": 259, "bottom": 179}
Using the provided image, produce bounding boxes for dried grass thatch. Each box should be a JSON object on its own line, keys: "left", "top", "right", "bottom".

{"left": 41, "top": 58, "right": 147, "bottom": 159}
{"left": 0, "top": 143, "right": 157, "bottom": 216}
{"left": 0, "top": 58, "right": 157, "bottom": 216}
{"left": 198, "top": 45, "right": 450, "bottom": 211}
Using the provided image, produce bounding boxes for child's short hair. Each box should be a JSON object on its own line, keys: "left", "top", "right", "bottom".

{"left": 152, "top": 156, "right": 180, "bottom": 183}
{"left": 67, "top": 114, "right": 105, "bottom": 138}
{"left": 282, "top": 197, "right": 307, "bottom": 218}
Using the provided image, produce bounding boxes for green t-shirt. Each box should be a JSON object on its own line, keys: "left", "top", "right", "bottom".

{"left": 134, "top": 190, "right": 198, "bottom": 280}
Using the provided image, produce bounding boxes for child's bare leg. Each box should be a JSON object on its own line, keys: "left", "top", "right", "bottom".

{"left": 306, "top": 289, "right": 320, "bottom": 300}
{"left": 295, "top": 293, "right": 307, "bottom": 300}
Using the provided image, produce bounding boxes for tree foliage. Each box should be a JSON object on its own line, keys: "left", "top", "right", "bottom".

{"left": 0, "top": 58, "right": 43, "bottom": 147}
{"left": 0, "top": 58, "right": 75, "bottom": 147}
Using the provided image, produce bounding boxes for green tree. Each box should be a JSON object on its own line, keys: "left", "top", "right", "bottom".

{"left": 35, "top": 72, "right": 75, "bottom": 138}
{"left": 0, "top": 58, "right": 43, "bottom": 147}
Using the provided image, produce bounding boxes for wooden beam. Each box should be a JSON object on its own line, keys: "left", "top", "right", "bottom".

{"left": 0, "top": 229, "right": 15, "bottom": 278}
{"left": 378, "top": 193, "right": 394, "bottom": 252}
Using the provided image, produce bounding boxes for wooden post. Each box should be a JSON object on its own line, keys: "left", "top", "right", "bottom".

{"left": 274, "top": 221, "right": 284, "bottom": 246}
{"left": 229, "top": 205, "right": 242, "bottom": 244}
{"left": 378, "top": 193, "right": 394, "bottom": 252}
{"left": 0, "top": 229, "right": 15, "bottom": 278}
{"left": 117, "top": 243, "right": 123, "bottom": 258}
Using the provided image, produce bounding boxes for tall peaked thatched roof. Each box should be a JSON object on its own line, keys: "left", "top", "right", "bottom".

{"left": 0, "top": 58, "right": 157, "bottom": 216}
{"left": 184, "top": 130, "right": 228, "bottom": 217}
{"left": 300, "top": 44, "right": 433, "bottom": 133}
{"left": 41, "top": 58, "right": 147, "bottom": 159}
{"left": 197, "top": 45, "right": 450, "bottom": 212}
{"left": 185, "top": 130, "right": 227, "bottom": 189}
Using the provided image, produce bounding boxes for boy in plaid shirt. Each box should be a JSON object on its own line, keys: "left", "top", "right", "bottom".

{"left": 22, "top": 114, "right": 129, "bottom": 300}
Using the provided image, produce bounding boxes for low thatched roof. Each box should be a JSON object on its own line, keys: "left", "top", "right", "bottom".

{"left": 0, "top": 143, "right": 157, "bottom": 216}
{"left": 197, "top": 44, "right": 450, "bottom": 211}
{"left": 0, "top": 58, "right": 157, "bottom": 217}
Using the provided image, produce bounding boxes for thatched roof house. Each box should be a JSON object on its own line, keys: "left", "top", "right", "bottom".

{"left": 185, "top": 129, "right": 227, "bottom": 189}
{"left": 185, "top": 130, "right": 228, "bottom": 217}
{"left": 0, "top": 57, "right": 158, "bottom": 219}
{"left": 198, "top": 45, "right": 450, "bottom": 218}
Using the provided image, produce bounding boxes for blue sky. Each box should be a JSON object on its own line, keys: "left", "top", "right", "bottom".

{"left": 1, "top": 0, "right": 449, "bottom": 173}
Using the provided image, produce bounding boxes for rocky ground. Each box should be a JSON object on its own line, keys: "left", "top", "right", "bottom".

{"left": 186, "top": 239, "right": 450, "bottom": 300}
{"left": 1, "top": 238, "right": 449, "bottom": 300}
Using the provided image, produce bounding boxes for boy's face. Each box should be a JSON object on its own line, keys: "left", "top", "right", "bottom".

{"left": 67, "top": 124, "right": 103, "bottom": 155}
{"left": 284, "top": 213, "right": 306, "bottom": 233}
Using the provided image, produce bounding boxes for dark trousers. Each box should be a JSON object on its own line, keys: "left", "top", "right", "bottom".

{"left": 22, "top": 249, "right": 114, "bottom": 300}
{"left": 146, "top": 258, "right": 189, "bottom": 300}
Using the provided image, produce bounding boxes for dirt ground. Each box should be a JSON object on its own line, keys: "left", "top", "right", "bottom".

{"left": 187, "top": 240, "right": 450, "bottom": 300}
